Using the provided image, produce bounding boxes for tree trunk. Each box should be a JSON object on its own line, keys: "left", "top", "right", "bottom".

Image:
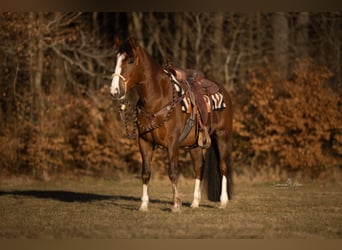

{"left": 180, "top": 16, "right": 188, "bottom": 68}
{"left": 272, "top": 12, "right": 289, "bottom": 79}
{"left": 130, "top": 12, "right": 145, "bottom": 48}
{"left": 211, "top": 13, "right": 225, "bottom": 82}
{"left": 335, "top": 14, "right": 341, "bottom": 87}
{"left": 29, "top": 12, "right": 44, "bottom": 118}
{"left": 172, "top": 14, "right": 184, "bottom": 66}
{"left": 296, "top": 12, "right": 309, "bottom": 58}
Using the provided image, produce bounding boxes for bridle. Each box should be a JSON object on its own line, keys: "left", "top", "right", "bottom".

{"left": 109, "top": 52, "right": 186, "bottom": 140}
{"left": 110, "top": 69, "right": 185, "bottom": 140}
{"left": 111, "top": 73, "right": 128, "bottom": 102}
{"left": 111, "top": 73, "right": 126, "bottom": 82}
{"left": 110, "top": 71, "right": 138, "bottom": 138}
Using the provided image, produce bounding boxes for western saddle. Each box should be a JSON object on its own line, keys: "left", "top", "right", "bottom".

{"left": 164, "top": 62, "right": 221, "bottom": 148}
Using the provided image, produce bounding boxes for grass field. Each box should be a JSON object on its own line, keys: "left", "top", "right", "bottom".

{"left": 0, "top": 175, "right": 341, "bottom": 238}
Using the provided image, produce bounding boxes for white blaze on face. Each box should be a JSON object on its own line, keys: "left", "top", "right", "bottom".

{"left": 110, "top": 53, "right": 125, "bottom": 96}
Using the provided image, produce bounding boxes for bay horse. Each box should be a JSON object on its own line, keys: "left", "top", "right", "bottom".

{"left": 110, "top": 37, "right": 233, "bottom": 212}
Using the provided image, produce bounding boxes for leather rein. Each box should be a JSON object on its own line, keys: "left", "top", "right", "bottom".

{"left": 113, "top": 73, "right": 186, "bottom": 139}
{"left": 136, "top": 82, "right": 185, "bottom": 135}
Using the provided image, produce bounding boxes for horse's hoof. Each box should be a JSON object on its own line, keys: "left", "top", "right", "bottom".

{"left": 171, "top": 206, "right": 181, "bottom": 213}
{"left": 218, "top": 202, "right": 228, "bottom": 209}
{"left": 190, "top": 202, "right": 199, "bottom": 208}
{"left": 139, "top": 206, "right": 149, "bottom": 212}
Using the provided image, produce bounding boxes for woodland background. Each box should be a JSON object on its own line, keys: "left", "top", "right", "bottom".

{"left": 0, "top": 12, "right": 341, "bottom": 180}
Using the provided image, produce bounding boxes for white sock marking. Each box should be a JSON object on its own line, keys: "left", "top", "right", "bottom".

{"left": 191, "top": 179, "right": 201, "bottom": 208}
{"left": 142, "top": 184, "right": 149, "bottom": 202}
{"left": 194, "top": 179, "right": 201, "bottom": 200}
{"left": 140, "top": 184, "right": 149, "bottom": 211}
{"left": 220, "top": 175, "right": 228, "bottom": 206}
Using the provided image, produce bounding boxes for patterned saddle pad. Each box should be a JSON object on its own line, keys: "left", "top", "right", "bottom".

{"left": 172, "top": 80, "right": 226, "bottom": 113}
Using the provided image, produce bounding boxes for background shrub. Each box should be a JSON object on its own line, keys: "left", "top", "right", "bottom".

{"left": 233, "top": 59, "right": 342, "bottom": 177}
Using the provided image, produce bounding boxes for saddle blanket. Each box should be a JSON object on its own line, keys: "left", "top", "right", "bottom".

{"left": 173, "top": 81, "right": 226, "bottom": 113}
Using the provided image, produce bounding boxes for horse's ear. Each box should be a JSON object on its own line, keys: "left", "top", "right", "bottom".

{"left": 128, "top": 37, "right": 139, "bottom": 48}
{"left": 114, "top": 35, "right": 122, "bottom": 48}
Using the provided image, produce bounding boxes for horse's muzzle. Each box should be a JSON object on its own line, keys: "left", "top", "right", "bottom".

{"left": 110, "top": 92, "right": 117, "bottom": 99}
{"left": 110, "top": 92, "right": 126, "bottom": 102}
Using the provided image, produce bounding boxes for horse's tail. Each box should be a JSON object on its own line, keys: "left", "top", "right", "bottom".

{"left": 202, "top": 136, "right": 233, "bottom": 201}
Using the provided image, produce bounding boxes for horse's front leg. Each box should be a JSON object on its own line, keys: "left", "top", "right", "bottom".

{"left": 138, "top": 137, "right": 154, "bottom": 212}
{"left": 168, "top": 143, "right": 181, "bottom": 212}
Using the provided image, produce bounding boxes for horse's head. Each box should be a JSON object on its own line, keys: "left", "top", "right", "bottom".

{"left": 110, "top": 37, "right": 143, "bottom": 100}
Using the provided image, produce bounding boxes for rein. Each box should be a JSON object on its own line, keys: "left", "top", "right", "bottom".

{"left": 111, "top": 73, "right": 138, "bottom": 139}
{"left": 117, "top": 98, "right": 138, "bottom": 139}
{"left": 136, "top": 82, "right": 184, "bottom": 134}
{"left": 114, "top": 77, "right": 184, "bottom": 139}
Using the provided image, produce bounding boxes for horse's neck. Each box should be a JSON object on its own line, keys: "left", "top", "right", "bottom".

{"left": 137, "top": 54, "right": 173, "bottom": 113}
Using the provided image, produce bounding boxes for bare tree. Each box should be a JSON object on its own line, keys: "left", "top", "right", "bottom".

{"left": 295, "top": 12, "right": 309, "bottom": 58}
{"left": 129, "top": 12, "right": 145, "bottom": 48}
{"left": 210, "top": 13, "right": 225, "bottom": 82}
{"left": 272, "top": 12, "right": 289, "bottom": 79}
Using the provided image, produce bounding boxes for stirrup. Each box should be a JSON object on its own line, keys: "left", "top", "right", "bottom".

{"left": 198, "top": 127, "right": 211, "bottom": 149}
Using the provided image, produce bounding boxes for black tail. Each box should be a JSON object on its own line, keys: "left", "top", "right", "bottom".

{"left": 202, "top": 136, "right": 233, "bottom": 201}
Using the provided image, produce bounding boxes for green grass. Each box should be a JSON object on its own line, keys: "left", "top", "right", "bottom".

{"left": 0, "top": 176, "right": 341, "bottom": 238}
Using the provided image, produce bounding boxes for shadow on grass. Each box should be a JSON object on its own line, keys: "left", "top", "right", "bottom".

{"left": 0, "top": 190, "right": 171, "bottom": 205}
{"left": 0, "top": 190, "right": 216, "bottom": 211}
{"left": 0, "top": 190, "right": 138, "bottom": 203}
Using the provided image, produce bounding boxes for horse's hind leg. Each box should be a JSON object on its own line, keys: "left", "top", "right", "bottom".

{"left": 138, "top": 138, "right": 154, "bottom": 211}
{"left": 216, "top": 131, "right": 232, "bottom": 209}
{"left": 190, "top": 147, "right": 204, "bottom": 208}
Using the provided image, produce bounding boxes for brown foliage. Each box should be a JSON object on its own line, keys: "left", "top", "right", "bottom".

{"left": 0, "top": 85, "right": 140, "bottom": 179}
{"left": 234, "top": 59, "right": 342, "bottom": 170}
{"left": 66, "top": 87, "right": 141, "bottom": 175}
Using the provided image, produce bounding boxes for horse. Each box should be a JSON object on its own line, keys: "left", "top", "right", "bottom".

{"left": 110, "top": 37, "right": 233, "bottom": 212}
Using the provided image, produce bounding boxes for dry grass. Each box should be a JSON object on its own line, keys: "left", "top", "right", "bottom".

{"left": 0, "top": 175, "right": 341, "bottom": 238}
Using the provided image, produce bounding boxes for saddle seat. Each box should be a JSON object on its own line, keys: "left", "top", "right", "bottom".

{"left": 168, "top": 67, "right": 220, "bottom": 95}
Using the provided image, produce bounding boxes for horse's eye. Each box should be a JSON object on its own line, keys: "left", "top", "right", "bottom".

{"left": 127, "top": 57, "right": 134, "bottom": 64}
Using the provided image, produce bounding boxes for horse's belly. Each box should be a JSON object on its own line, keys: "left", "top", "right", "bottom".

{"left": 139, "top": 120, "right": 197, "bottom": 148}
{"left": 179, "top": 125, "right": 197, "bottom": 148}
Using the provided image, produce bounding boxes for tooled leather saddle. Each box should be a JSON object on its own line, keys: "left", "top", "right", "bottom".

{"left": 166, "top": 67, "right": 220, "bottom": 95}
{"left": 164, "top": 64, "right": 220, "bottom": 128}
